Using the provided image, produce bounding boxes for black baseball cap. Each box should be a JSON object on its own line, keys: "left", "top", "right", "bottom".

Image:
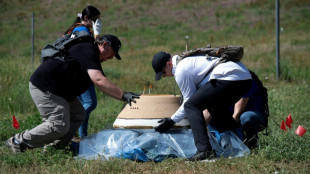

{"left": 101, "top": 34, "right": 122, "bottom": 60}
{"left": 152, "top": 52, "right": 171, "bottom": 81}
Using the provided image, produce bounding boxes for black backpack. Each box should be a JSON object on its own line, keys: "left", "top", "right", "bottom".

{"left": 41, "top": 30, "right": 94, "bottom": 62}
{"left": 249, "top": 70, "right": 269, "bottom": 117}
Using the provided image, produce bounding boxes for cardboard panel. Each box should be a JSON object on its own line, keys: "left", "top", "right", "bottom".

{"left": 113, "top": 118, "right": 190, "bottom": 129}
{"left": 117, "top": 95, "right": 182, "bottom": 119}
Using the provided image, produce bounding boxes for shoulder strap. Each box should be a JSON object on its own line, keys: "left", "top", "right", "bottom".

{"left": 65, "top": 23, "right": 93, "bottom": 36}
{"left": 196, "top": 58, "right": 227, "bottom": 86}
{"left": 41, "top": 30, "right": 94, "bottom": 62}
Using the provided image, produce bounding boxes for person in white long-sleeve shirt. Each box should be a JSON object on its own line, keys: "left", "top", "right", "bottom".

{"left": 151, "top": 51, "right": 252, "bottom": 161}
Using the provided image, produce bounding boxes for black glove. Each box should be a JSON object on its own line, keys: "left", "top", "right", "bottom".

{"left": 155, "top": 118, "right": 175, "bottom": 132}
{"left": 122, "top": 92, "right": 140, "bottom": 106}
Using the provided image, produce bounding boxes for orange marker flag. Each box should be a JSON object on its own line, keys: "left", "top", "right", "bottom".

{"left": 285, "top": 114, "right": 293, "bottom": 128}
{"left": 12, "top": 115, "right": 20, "bottom": 129}
{"left": 295, "top": 125, "right": 307, "bottom": 137}
{"left": 148, "top": 84, "right": 152, "bottom": 95}
{"left": 280, "top": 120, "right": 287, "bottom": 131}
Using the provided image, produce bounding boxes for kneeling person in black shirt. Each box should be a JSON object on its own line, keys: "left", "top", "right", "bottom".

{"left": 6, "top": 34, "right": 140, "bottom": 153}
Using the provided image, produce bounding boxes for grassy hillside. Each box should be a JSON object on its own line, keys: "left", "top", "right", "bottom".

{"left": 0, "top": 0, "right": 310, "bottom": 173}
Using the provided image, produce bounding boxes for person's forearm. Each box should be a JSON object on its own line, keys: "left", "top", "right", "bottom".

{"left": 88, "top": 69, "right": 124, "bottom": 100}
{"left": 233, "top": 97, "right": 249, "bottom": 122}
{"left": 203, "top": 109, "right": 212, "bottom": 125}
{"left": 94, "top": 77, "right": 124, "bottom": 100}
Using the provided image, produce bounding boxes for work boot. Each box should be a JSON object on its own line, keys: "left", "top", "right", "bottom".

{"left": 187, "top": 150, "right": 216, "bottom": 161}
{"left": 69, "top": 141, "right": 80, "bottom": 156}
{"left": 6, "top": 137, "right": 27, "bottom": 153}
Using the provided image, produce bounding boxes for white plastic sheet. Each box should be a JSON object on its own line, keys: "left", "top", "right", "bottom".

{"left": 77, "top": 128, "right": 250, "bottom": 162}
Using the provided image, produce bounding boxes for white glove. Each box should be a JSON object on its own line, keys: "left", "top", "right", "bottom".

{"left": 92, "top": 18, "right": 102, "bottom": 37}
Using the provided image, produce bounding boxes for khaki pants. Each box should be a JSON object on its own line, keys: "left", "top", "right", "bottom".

{"left": 14, "top": 82, "right": 85, "bottom": 148}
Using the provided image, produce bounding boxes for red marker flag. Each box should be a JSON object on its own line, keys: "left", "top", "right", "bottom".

{"left": 280, "top": 120, "right": 287, "bottom": 131}
{"left": 12, "top": 115, "right": 20, "bottom": 129}
{"left": 295, "top": 125, "right": 307, "bottom": 137}
{"left": 285, "top": 114, "right": 293, "bottom": 128}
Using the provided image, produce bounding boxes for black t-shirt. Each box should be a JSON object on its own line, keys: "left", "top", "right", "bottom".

{"left": 30, "top": 42, "right": 104, "bottom": 101}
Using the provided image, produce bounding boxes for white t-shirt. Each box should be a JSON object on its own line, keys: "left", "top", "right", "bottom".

{"left": 171, "top": 55, "right": 252, "bottom": 123}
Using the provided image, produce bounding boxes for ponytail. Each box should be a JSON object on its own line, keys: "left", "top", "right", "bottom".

{"left": 63, "top": 6, "right": 101, "bottom": 35}
{"left": 63, "top": 15, "right": 82, "bottom": 35}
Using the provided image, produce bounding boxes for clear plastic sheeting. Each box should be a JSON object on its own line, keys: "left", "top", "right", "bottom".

{"left": 77, "top": 128, "right": 250, "bottom": 162}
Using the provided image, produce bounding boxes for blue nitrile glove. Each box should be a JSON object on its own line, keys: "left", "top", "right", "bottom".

{"left": 155, "top": 118, "right": 175, "bottom": 132}
{"left": 122, "top": 92, "right": 140, "bottom": 106}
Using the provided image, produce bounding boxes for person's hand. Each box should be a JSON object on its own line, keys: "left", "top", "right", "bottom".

{"left": 92, "top": 19, "right": 102, "bottom": 37}
{"left": 232, "top": 115, "right": 240, "bottom": 125}
{"left": 122, "top": 92, "right": 140, "bottom": 106}
{"left": 233, "top": 115, "right": 240, "bottom": 124}
{"left": 155, "top": 118, "right": 175, "bottom": 132}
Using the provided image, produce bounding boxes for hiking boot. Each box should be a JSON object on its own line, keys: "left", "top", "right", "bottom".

{"left": 6, "top": 137, "right": 26, "bottom": 153}
{"left": 69, "top": 141, "right": 80, "bottom": 156}
{"left": 187, "top": 150, "right": 216, "bottom": 161}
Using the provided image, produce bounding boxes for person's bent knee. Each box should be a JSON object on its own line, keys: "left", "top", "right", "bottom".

{"left": 184, "top": 102, "right": 192, "bottom": 115}
{"left": 184, "top": 100, "right": 195, "bottom": 111}
{"left": 51, "top": 122, "right": 70, "bottom": 137}
{"left": 240, "top": 111, "right": 257, "bottom": 125}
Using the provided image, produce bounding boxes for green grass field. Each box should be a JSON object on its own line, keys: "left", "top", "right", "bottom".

{"left": 1, "top": 0, "right": 310, "bottom": 173}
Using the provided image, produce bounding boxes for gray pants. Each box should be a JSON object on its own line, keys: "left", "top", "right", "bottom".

{"left": 14, "top": 82, "right": 85, "bottom": 148}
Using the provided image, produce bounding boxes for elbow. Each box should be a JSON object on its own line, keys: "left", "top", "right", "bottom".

{"left": 92, "top": 76, "right": 106, "bottom": 87}
{"left": 92, "top": 80, "right": 101, "bottom": 87}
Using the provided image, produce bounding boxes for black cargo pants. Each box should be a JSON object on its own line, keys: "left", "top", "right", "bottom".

{"left": 184, "top": 79, "right": 252, "bottom": 152}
